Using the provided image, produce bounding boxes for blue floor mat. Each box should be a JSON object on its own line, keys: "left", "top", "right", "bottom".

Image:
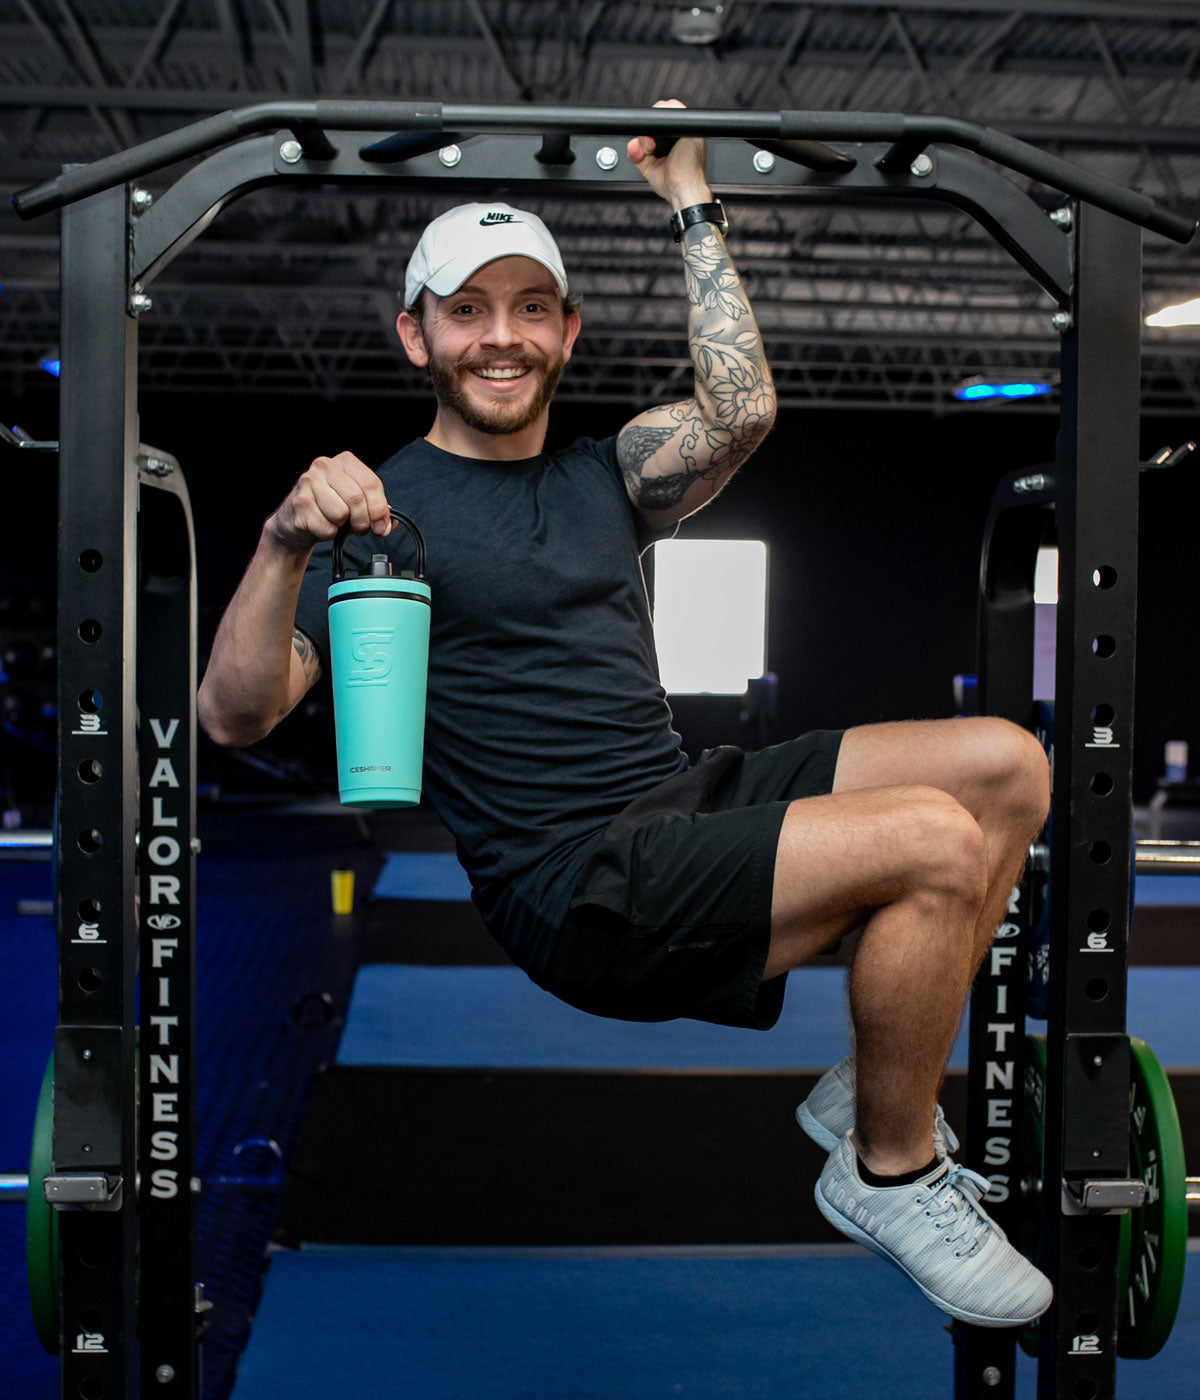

{"left": 336, "top": 963, "right": 1200, "bottom": 1069}
{"left": 230, "top": 1243, "right": 1197, "bottom": 1400}
{"left": 373, "top": 852, "right": 472, "bottom": 901}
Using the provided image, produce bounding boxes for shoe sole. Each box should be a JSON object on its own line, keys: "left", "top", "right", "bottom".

{"left": 813, "top": 1178, "right": 1051, "bottom": 1329}
{"left": 795, "top": 1101, "right": 839, "bottom": 1152}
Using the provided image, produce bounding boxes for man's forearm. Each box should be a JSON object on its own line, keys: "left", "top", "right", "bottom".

{"left": 615, "top": 221, "right": 777, "bottom": 518}
{"left": 680, "top": 221, "right": 776, "bottom": 464}
{"left": 197, "top": 525, "right": 314, "bottom": 747}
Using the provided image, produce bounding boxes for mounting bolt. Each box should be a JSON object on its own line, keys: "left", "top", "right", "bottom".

{"left": 910, "top": 153, "right": 933, "bottom": 177}
{"left": 1051, "top": 310, "right": 1074, "bottom": 332}
{"left": 81, "top": 1048, "right": 92, "bottom": 1061}
{"left": 279, "top": 139, "right": 303, "bottom": 164}
{"left": 1049, "top": 206, "right": 1073, "bottom": 230}
{"left": 982, "top": 1367, "right": 1002, "bottom": 1387}
{"left": 1093, "top": 1054, "right": 1103, "bottom": 1066}
{"left": 142, "top": 457, "right": 172, "bottom": 476}
{"left": 438, "top": 144, "right": 462, "bottom": 168}
{"left": 190, "top": 837, "right": 202, "bottom": 854}
{"left": 131, "top": 188, "right": 153, "bottom": 213}
{"left": 752, "top": 149, "right": 776, "bottom": 175}
{"left": 595, "top": 146, "right": 619, "bottom": 171}
{"left": 156, "top": 1365, "right": 175, "bottom": 1384}
{"left": 129, "top": 292, "right": 153, "bottom": 316}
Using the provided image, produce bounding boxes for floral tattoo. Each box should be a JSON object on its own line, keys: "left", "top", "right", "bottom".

{"left": 617, "top": 225, "right": 775, "bottom": 514}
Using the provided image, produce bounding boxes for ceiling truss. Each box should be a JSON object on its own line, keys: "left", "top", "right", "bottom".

{"left": 1, "top": 0, "right": 1198, "bottom": 412}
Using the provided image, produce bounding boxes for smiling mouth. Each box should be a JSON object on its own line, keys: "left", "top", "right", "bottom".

{"left": 473, "top": 367, "right": 531, "bottom": 381}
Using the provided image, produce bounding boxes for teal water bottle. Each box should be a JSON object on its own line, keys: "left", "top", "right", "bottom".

{"left": 328, "top": 511, "right": 430, "bottom": 808}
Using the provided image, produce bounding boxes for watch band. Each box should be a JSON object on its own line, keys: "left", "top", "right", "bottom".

{"left": 670, "top": 199, "right": 728, "bottom": 242}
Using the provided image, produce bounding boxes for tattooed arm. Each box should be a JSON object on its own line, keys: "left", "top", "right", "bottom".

{"left": 617, "top": 101, "right": 776, "bottom": 528}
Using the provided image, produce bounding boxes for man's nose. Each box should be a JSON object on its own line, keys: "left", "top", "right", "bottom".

{"left": 480, "top": 309, "right": 521, "bottom": 347}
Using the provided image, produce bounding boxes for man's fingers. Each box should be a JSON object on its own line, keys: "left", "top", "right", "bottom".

{"left": 338, "top": 455, "right": 394, "bottom": 535}
{"left": 302, "top": 453, "right": 391, "bottom": 536}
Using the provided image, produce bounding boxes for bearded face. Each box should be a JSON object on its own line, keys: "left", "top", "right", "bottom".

{"left": 423, "top": 342, "right": 567, "bottom": 437}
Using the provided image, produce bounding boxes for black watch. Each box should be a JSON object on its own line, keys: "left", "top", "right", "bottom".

{"left": 669, "top": 199, "right": 728, "bottom": 242}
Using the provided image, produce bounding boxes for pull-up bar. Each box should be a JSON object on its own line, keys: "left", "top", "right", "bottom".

{"left": 11, "top": 100, "right": 1197, "bottom": 244}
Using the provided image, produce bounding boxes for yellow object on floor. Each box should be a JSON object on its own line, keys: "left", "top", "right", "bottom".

{"left": 331, "top": 869, "right": 355, "bottom": 915}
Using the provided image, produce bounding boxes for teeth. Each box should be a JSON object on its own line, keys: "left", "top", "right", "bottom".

{"left": 477, "top": 367, "right": 527, "bottom": 380}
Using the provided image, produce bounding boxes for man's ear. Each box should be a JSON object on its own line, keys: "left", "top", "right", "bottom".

{"left": 561, "top": 309, "right": 582, "bottom": 365}
{"left": 396, "top": 310, "right": 430, "bottom": 367}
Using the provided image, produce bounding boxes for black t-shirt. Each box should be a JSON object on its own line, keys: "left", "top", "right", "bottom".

{"left": 294, "top": 434, "right": 687, "bottom": 966}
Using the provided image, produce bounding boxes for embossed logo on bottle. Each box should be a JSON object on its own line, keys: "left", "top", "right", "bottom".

{"left": 348, "top": 628, "right": 395, "bottom": 686}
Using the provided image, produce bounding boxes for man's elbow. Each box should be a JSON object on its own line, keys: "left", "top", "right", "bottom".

{"left": 749, "top": 389, "right": 778, "bottom": 443}
{"left": 196, "top": 684, "right": 276, "bottom": 750}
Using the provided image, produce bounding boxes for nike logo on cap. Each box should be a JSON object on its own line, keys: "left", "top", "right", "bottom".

{"left": 480, "top": 212, "right": 521, "bottom": 225}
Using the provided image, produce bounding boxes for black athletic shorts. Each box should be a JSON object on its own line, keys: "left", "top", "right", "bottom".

{"left": 537, "top": 729, "right": 845, "bottom": 1032}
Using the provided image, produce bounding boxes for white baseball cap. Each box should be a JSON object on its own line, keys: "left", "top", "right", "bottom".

{"left": 403, "top": 202, "right": 569, "bottom": 308}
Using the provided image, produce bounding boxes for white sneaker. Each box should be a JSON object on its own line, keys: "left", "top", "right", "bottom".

{"left": 815, "top": 1134, "right": 1053, "bottom": 1327}
{"left": 795, "top": 1056, "right": 959, "bottom": 1158}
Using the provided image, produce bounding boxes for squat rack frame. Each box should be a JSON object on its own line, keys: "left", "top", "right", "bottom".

{"left": 13, "top": 101, "right": 1195, "bottom": 1400}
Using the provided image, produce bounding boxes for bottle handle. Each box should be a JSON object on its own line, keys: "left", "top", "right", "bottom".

{"left": 332, "top": 509, "right": 426, "bottom": 581}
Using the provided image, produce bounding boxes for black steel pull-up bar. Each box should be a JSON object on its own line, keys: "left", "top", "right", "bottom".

{"left": 11, "top": 100, "right": 1197, "bottom": 244}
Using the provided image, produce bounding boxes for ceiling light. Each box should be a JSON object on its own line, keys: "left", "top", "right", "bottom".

{"left": 954, "top": 376, "right": 1052, "bottom": 403}
{"left": 672, "top": 2, "right": 725, "bottom": 45}
{"left": 1145, "top": 297, "right": 1200, "bottom": 328}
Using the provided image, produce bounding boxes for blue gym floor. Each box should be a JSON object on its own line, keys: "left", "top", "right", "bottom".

{"left": 231, "top": 1243, "right": 1200, "bottom": 1400}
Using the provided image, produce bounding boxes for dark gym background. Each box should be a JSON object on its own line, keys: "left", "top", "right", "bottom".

{"left": 5, "top": 383, "right": 1198, "bottom": 800}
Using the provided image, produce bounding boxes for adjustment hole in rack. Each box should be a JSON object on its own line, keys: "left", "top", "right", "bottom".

{"left": 78, "top": 549, "right": 102, "bottom": 573}
{"left": 1092, "top": 565, "right": 1117, "bottom": 589}
{"left": 1087, "top": 908, "right": 1110, "bottom": 932}
{"left": 79, "top": 1309, "right": 105, "bottom": 1332}
{"left": 77, "top": 829, "right": 102, "bottom": 854}
{"left": 1092, "top": 635, "right": 1116, "bottom": 658}
{"left": 78, "top": 1378, "right": 104, "bottom": 1400}
{"left": 1076, "top": 1311, "right": 1099, "bottom": 1335}
{"left": 78, "top": 897, "right": 101, "bottom": 920}
{"left": 1090, "top": 772, "right": 1113, "bottom": 796}
{"left": 1077, "top": 1245, "right": 1102, "bottom": 1271}
{"left": 77, "top": 619, "right": 102, "bottom": 644}
{"left": 76, "top": 967, "right": 102, "bottom": 994}
{"left": 1085, "top": 977, "right": 1108, "bottom": 1001}
{"left": 1088, "top": 840, "right": 1111, "bottom": 864}
{"left": 1092, "top": 703, "right": 1115, "bottom": 726}
{"left": 1073, "top": 1383, "right": 1098, "bottom": 1400}
{"left": 78, "top": 759, "right": 102, "bottom": 784}
{"left": 77, "top": 689, "right": 102, "bottom": 713}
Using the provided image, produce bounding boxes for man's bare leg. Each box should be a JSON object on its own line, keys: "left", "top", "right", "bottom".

{"left": 764, "top": 717, "right": 1050, "bottom": 1175}
{"left": 829, "top": 718, "right": 1049, "bottom": 1170}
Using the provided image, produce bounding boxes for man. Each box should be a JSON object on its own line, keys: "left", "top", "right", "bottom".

{"left": 198, "top": 102, "right": 1053, "bottom": 1329}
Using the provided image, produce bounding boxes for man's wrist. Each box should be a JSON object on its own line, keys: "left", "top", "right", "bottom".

{"left": 670, "top": 199, "right": 728, "bottom": 243}
{"left": 668, "top": 185, "right": 714, "bottom": 212}
{"left": 262, "top": 514, "right": 316, "bottom": 566}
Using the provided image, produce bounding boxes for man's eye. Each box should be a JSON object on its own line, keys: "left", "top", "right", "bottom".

{"left": 524, "top": 302, "right": 550, "bottom": 314}
{"left": 452, "top": 303, "right": 478, "bottom": 315}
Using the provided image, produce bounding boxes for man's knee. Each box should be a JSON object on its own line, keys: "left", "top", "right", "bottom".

{"left": 973, "top": 716, "right": 1051, "bottom": 832}
{"left": 900, "top": 786, "right": 990, "bottom": 917}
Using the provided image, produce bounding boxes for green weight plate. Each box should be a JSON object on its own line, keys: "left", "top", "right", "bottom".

{"left": 25, "top": 1051, "right": 59, "bottom": 1354}
{"left": 1117, "top": 1037, "right": 1188, "bottom": 1359}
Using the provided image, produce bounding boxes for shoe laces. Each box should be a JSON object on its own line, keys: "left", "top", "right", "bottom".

{"left": 917, "top": 1164, "right": 993, "bottom": 1258}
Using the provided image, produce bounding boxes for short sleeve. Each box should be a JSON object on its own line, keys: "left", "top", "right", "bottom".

{"left": 587, "top": 434, "right": 680, "bottom": 555}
